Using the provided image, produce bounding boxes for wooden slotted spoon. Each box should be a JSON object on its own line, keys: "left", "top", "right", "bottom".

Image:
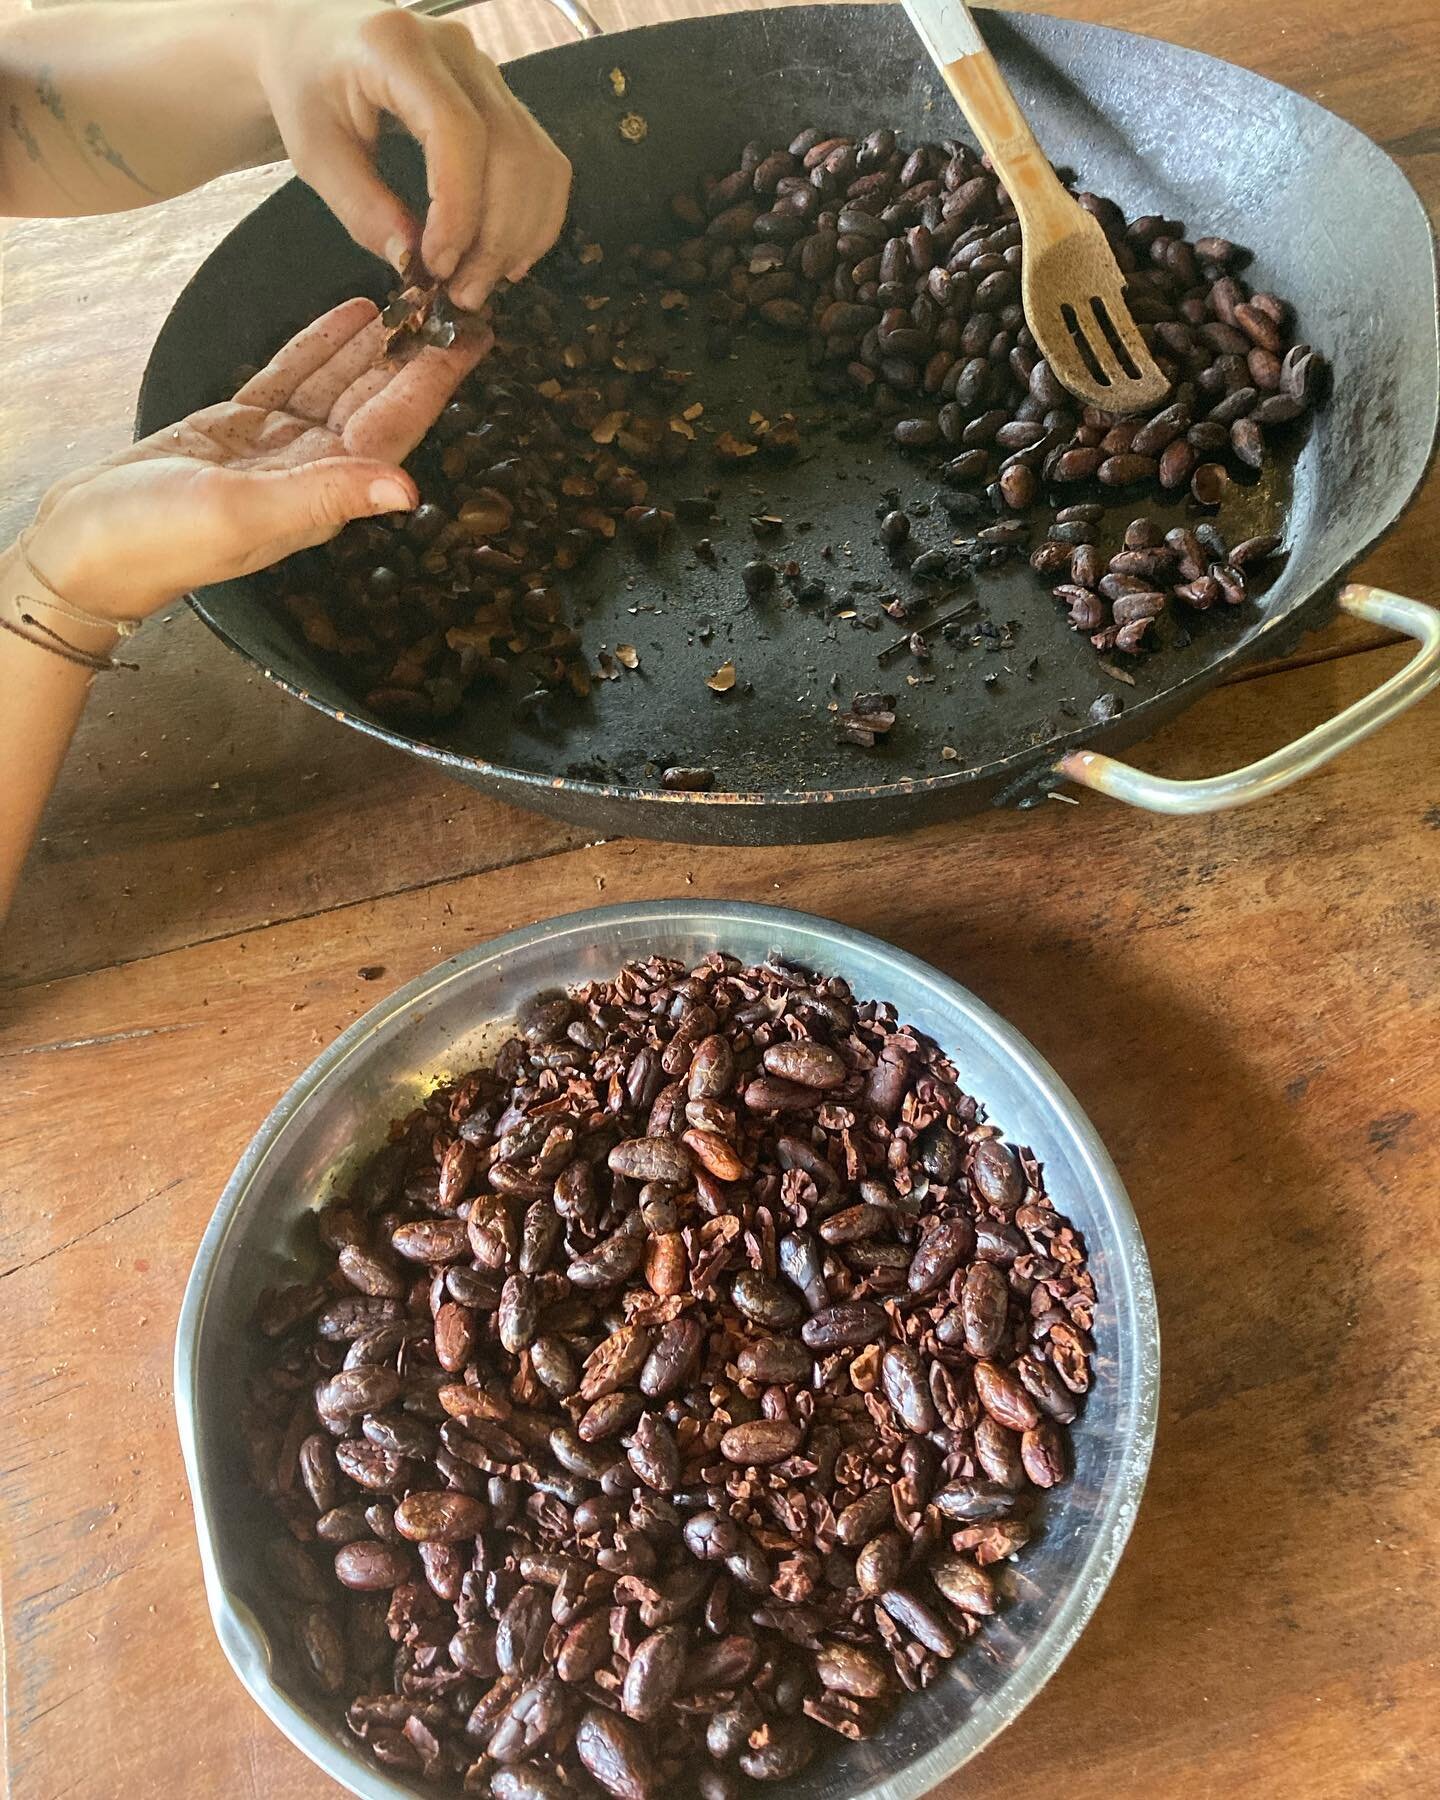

{"left": 904, "top": 0, "right": 1171, "bottom": 412}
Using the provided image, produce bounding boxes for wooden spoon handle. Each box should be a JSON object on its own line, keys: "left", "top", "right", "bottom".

{"left": 903, "top": 0, "right": 1076, "bottom": 236}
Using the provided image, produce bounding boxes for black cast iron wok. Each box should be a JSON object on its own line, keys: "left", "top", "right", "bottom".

{"left": 136, "top": 2, "right": 1440, "bottom": 844}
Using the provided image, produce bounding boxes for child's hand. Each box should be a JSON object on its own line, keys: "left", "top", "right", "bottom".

{"left": 26, "top": 297, "right": 487, "bottom": 620}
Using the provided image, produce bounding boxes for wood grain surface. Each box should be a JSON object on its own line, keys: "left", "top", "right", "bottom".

{"left": 2, "top": 0, "right": 1437, "bottom": 986}
{"left": 1, "top": 1, "right": 1438, "bottom": 1796}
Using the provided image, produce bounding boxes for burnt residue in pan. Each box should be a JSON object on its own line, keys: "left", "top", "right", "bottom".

{"left": 266, "top": 186, "right": 1306, "bottom": 796}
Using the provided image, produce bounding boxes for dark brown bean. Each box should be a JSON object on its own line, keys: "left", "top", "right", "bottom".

{"left": 971, "top": 1138, "right": 1024, "bottom": 1208}
{"left": 556, "top": 1609, "right": 612, "bottom": 1682}
{"left": 707, "top": 1697, "right": 764, "bottom": 1762}
{"left": 578, "top": 1391, "right": 645, "bottom": 1443}
{"left": 743, "top": 1075, "right": 822, "bottom": 1113}
{"left": 777, "top": 1230, "right": 828, "bottom": 1310}
{"left": 639, "top": 1316, "right": 704, "bottom": 1398}
{"left": 879, "top": 1588, "right": 958, "bottom": 1656}
{"left": 819, "top": 1202, "right": 889, "bottom": 1243}
{"left": 492, "top": 1769, "right": 567, "bottom": 1800}
{"left": 298, "top": 1433, "right": 340, "bottom": 1514}
{"left": 295, "top": 1606, "right": 347, "bottom": 1693}
{"left": 736, "top": 1337, "right": 813, "bottom": 1383}
{"left": 450, "top": 1623, "right": 500, "bottom": 1677}
{"left": 738, "top": 1720, "right": 815, "bottom": 1781}
{"left": 609, "top": 1137, "right": 692, "bottom": 1185}
{"left": 1158, "top": 437, "right": 1198, "bottom": 490}
{"left": 315, "top": 1501, "right": 372, "bottom": 1545}
{"left": 581, "top": 1324, "right": 654, "bottom": 1400}
{"left": 908, "top": 1215, "right": 974, "bottom": 1293}
{"left": 622, "top": 1625, "right": 690, "bottom": 1719}
{"left": 856, "top": 1530, "right": 905, "bottom": 1595}
{"left": 801, "top": 1301, "right": 887, "bottom": 1349}
{"left": 688, "top": 1034, "right": 735, "bottom": 1098}
{"left": 881, "top": 1345, "right": 937, "bottom": 1432}
{"left": 762, "top": 1041, "right": 848, "bottom": 1089}
{"left": 974, "top": 1359, "right": 1042, "bottom": 1431}
{"left": 519, "top": 1199, "right": 563, "bottom": 1277}
{"left": 683, "top": 1508, "right": 740, "bottom": 1563}
{"left": 974, "top": 1415, "right": 1027, "bottom": 1489}
{"left": 720, "top": 1418, "right": 804, "bottom": 1465}
{"left": 434, "top": 1299, "right": 478, "bottom": 1372}
{"left": 627, "top": 1412, "right": 681, "bottom": 1490}
{"left": 315, "top": 1367, "right": 402, "bottom": 1426}
{"left": 732, "top": 1270, "right": 806, "bottom": 1329}
{"left": 337, "top": 1244, "right": 406, "bottom": 1299}
{"left": 569, "top": 1219, "right": 647, "bottom": 1288}
{"left": 933, "top": 1479, "right": 1022, "bottom": 1522}
{"left": 390, "top": 1217, "right": 468, "bottom": 1263}
{"left": 961, "top": 1260, "right": 1009, "bottom": 1357}
{"left": 489, "top": 1675, "right": 570, "bottom": 1764}
{"left": 316, "top": 1295, "right": 404, "bottom": 1342}
{"left": 682, "top": 1127, "right": 748, "bottom": 1181}
{"left": 836, "top": 1487, "right": 895, "bottom": 1546}
{"left": 529, "top": 1334, "right": 580, "bottom": 1397}
{"left": 816, "top": 1640, "right": 890, "bottom": 1698}
{"left": 1231, "top": 417, "right": 1265, "bottom": 468}
{"left": 496, "top": 1584, "right": 550, "bottom": 1676}
{"left": 1017, "top": 1354, "right": 1080, "bottom": 1423}
{"left": 394, "top": 1491, "right": 487, "bottom": 1543}
{"left": 1022, "top": 1419, "right": 1068, "bottom": 1487}
{"left": 686, "top": 1633, "right": 760, "bottom": 1691}
{"left": 333, "top": 1541, "right": 412, "bottom": 1591}
{"left": 930, "top": 1552, "right": 998, "bottom": 1615}
{"left": 577, "top": 1706, "right": 657, "bottom": 1799}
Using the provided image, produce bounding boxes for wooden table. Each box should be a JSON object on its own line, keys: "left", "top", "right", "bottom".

{"left": 2, "top": 2, "right": 1437, "bottom": 1795}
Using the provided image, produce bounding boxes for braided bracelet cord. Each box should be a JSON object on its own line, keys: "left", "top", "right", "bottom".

{"left": 0, "top": 611, "right": 116, "bottom": 672}
{"left": 13, "top": 529, "right": 144, "bottom": 637}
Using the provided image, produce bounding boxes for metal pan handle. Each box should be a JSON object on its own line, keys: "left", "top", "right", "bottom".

{"left": 405, "top": 0, "right": 603, "bottom": 42}
{"left": 1054, "top": 585, "right": 1440, "bottom": 813}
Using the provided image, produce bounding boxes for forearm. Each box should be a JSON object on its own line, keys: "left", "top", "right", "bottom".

{"left": 0, "top": 1, "right": 280, "bottom": 217}
{"left": 0, "top": 545, "right": 117, "bottom": 926}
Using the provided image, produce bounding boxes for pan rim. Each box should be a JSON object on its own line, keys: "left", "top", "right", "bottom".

{"left": 160, "top": 3, "right": 1439, "bottom": 810}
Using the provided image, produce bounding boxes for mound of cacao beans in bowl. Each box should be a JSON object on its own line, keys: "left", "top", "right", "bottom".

{"left": 186, "top": 906, "right": 1157, "bottom": 1798}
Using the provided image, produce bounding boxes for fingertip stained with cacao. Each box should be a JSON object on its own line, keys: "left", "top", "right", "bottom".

{"left": 244, "top": 948, "right": 1095, "bottom": 1789}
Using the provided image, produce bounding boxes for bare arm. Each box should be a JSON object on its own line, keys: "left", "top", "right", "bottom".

{"left": 0, "top": 300, "right": 487, "bottom": 924}
{"left": 0, "top": 1, "right": 275, "bottom": 216}
{"left": 0, "top": 581, "right": 114, "bottom": 928}
{"left": 0, "top": 0, "right": 572, "bottom": 303}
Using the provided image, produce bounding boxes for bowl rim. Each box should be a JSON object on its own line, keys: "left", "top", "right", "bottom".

{"left": 175, "top": 898, "right": 1160, "bottom": 1800}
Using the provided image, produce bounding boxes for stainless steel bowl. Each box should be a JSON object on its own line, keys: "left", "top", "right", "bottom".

{"left": 175, "top": 900, "right": 1159, "bottom": 1799}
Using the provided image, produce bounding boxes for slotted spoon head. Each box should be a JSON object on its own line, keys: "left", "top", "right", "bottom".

{"left": 902, "top": 0, "right": 1171, "bottom": 415}
{"left": 1020, "top": 192, "right": 1172, "bottom": 414}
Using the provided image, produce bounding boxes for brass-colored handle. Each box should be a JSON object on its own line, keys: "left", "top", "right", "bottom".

{"left": 405, "top": 0, "right": 602, "bottom": 42}
{"left": 1054, "top": 586, "right": 1440, "bottom": 813}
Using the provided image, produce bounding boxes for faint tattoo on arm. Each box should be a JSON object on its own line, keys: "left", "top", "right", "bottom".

{"left": 82, "top": 120, "right": 160, "bottom": 195}
{"left": 35, "top": 68, "right": 65, "bottom": 123}
{"left": 7, "top": 100, "right": 78, "bottom": 200}
{"left": 8, "top": 103, "right": 41, "bottom": 162}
